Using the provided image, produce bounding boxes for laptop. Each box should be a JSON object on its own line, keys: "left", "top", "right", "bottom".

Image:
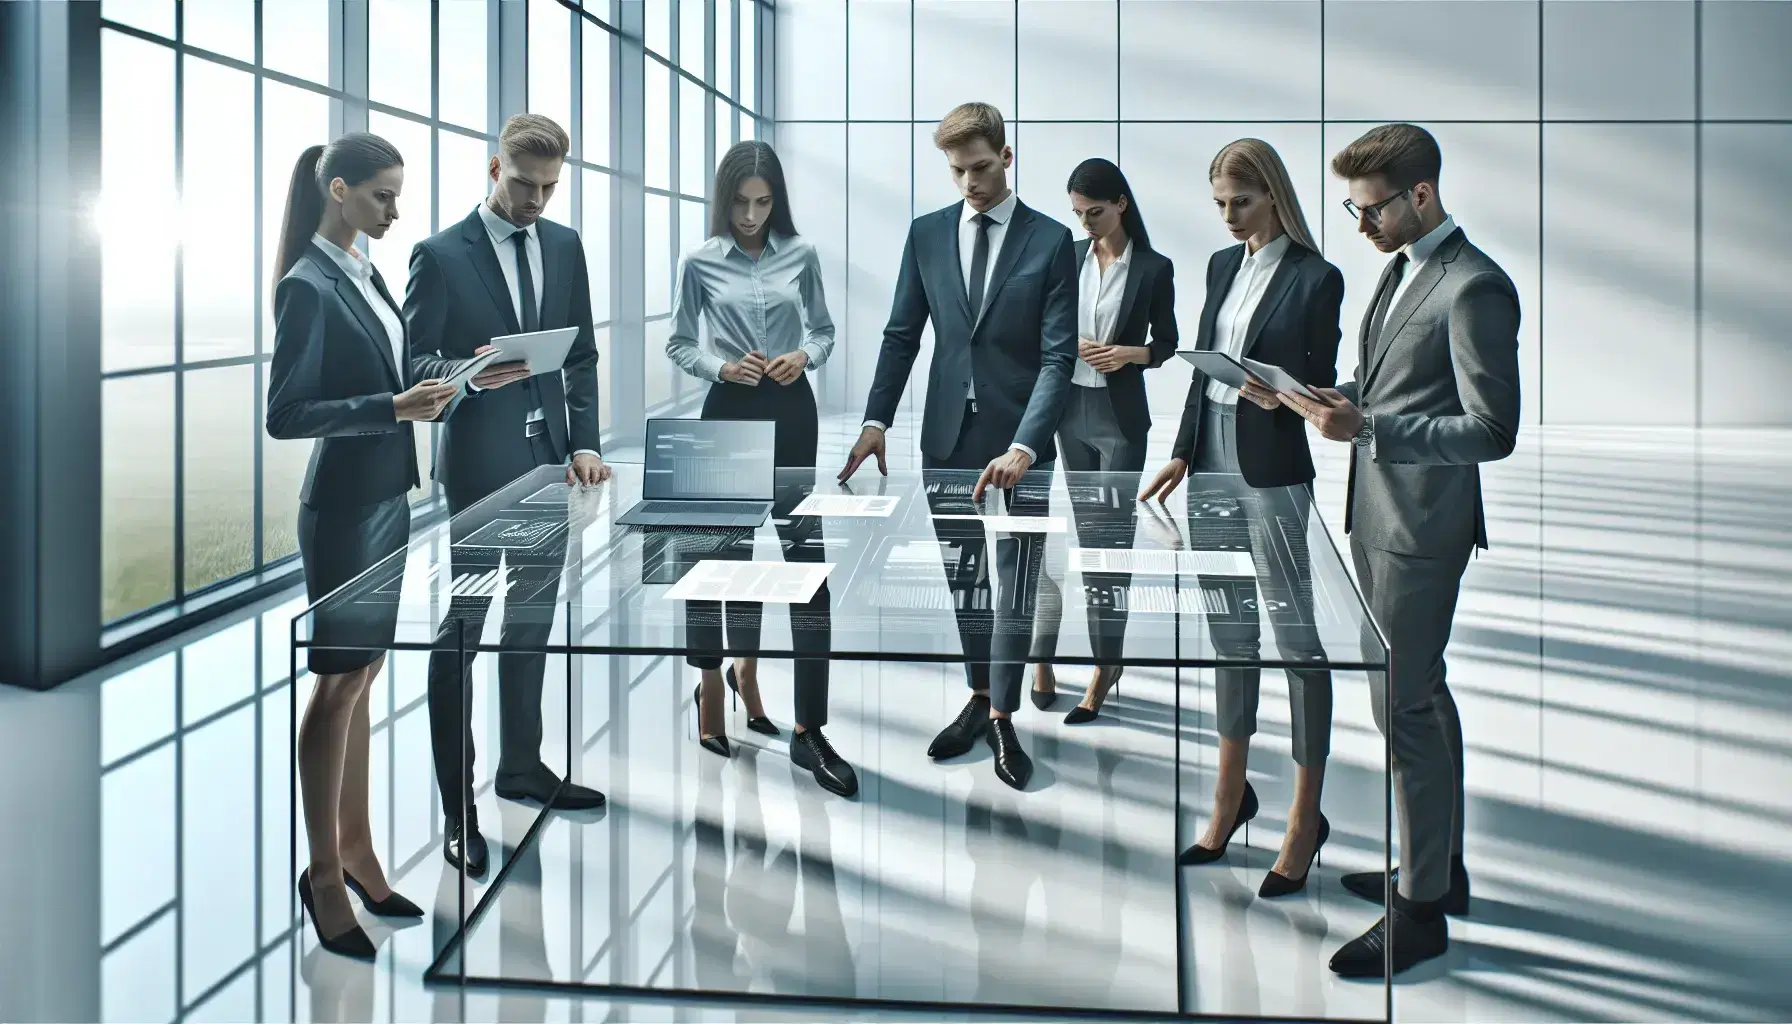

{"left": 616, "top": 418, "right": 776, "bottom": 529}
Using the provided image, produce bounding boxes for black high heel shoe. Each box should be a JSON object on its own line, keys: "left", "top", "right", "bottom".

{"left": 693, "top": 683, "right": 732, "bottom": 758}
{"left": 725, "top": 665, "right": 779, "bottom": 735}
{"left": 343, "top": 869, "right": 424, "bottom": 918}
{"left": 1258, "top": 813, "right": 1331, "bottom": 898}
{"left": 1064, "top": 668, "right": 1123, "bottom": 725}
{"left": 1178, "top": 781, "right": 1259, "bottom": 865}
{"left": 298, "top": 869, "right": 377, "bottom": 960}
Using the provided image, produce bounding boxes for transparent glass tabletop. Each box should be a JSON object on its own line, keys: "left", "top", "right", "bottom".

{"left": 296, "top": 463, "right": 1388, "bottom": 673}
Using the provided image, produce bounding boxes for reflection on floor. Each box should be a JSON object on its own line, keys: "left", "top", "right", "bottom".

{"left": 1, "top": 424, "right": 1789, "bottom": 1023}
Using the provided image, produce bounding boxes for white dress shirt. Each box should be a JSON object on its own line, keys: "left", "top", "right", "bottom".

{"left": 864, "top": 190, "right": 1034, "bottom": 462}
{"left": 472, "top": 202, "right": 597, "bottom": 460}
{"left": 1388, "top": 214, "right": 1457, "bottom": 312}
{"left": 1073, "top": 239, "right": 1132, "bottom": 389}
{"left": 1206, "top": 232, "right": 1292, "bottom": 405}
{"left": 311, "top": 233, "right": 404, "bottom": 378}
{"left": 666, "top": 230, "right": 836, "bottom": 382}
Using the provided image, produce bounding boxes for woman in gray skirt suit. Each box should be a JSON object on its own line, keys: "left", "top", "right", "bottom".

{"left": 267, "top": 133, "right": 458, "bottom": 959}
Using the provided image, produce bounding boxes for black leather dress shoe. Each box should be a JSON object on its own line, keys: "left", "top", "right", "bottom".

{"left": 1341, "top": 864, "right": 1470, "bottom": 916}
{"left": 928, "top": 694, "right": 991, "bottom": 760}
{"left": 444, "top": 813, "right": 489, "bottom": 877}
{"left": 986, "top": 719, "right": 1033, "bottom": 790}
{"left": 791, "top": 728, "right": 859, "bottom": 798}
{"left": 496, "top": 764, "right": 606, "bottom": 810}
{"left": 1328, "top": 907, "right": 1448, "bottom": 978}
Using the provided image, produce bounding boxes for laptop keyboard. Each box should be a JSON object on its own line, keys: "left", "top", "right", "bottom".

{"left": 638, "top": 500, "right": 749, "bottom": 515}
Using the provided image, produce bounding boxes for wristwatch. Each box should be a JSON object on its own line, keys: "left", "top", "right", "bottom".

{"left": 1351, "top": 416, "right": 1375, "bottom": 448}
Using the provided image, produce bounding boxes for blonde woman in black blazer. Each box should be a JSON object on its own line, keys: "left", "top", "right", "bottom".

{"left": 1140, "top": 138, "right": 1344, "bottom": 900}
{"left": 267, "top": 133, "right": 457, "bottom": 959}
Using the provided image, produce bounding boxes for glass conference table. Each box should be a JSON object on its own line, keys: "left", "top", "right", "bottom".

{"left": 292, "top": 462, "right": 1392, "bottom": 1021}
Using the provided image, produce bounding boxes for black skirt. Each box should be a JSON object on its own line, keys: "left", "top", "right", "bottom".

{"left": 297, "top": 493, "right": 411, "bottom": 674}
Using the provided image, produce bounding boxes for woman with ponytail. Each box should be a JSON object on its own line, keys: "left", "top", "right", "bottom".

{"left": 1138, "top": 138, "right": 1344, "bottom": 899}
{"left": 267, "top": 133, "right": 457, "bottom": 959}
{"left": 1027, "top": 157, "right": 1180, "bottom": 721}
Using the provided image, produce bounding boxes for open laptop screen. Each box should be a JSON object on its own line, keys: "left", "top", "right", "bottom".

{"left": 641, "top": 418, "right": 777, "bottom": 501}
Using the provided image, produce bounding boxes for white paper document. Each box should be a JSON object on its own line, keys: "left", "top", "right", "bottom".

{"left": 663, "top": 559, "right": 835, "bottom": 604}
{"left": 1071, "top": 548, "right": 1257, "bottom": 577}
{"left": 790, "top": 493, "right": 901, "bottom": 518}
{"left": 932, "top": 515, "right": 1068, "bottom": 533}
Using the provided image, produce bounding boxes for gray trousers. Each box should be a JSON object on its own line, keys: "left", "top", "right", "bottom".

{"left": 1191, "top": 402, "right": 1332, "bottom": 768}
{"left": 1031, "top": 385, "right": 1147, "bottom": 666}
{"left": 1350, "top": 536, "right": 1470, "bottom": 903}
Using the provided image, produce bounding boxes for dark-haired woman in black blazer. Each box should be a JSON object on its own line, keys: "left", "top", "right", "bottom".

{"left": 267, "top": 133, "right": 458, "bottom": 959}
{"left": 1029, "top": 158, "right": 1179, "bottom": 719}
{"left": 1139, "top": 138, "right": 1344, "bottom": 899}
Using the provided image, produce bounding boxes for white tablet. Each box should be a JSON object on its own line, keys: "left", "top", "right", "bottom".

{"left": 1176, "top": 350, "right": 1317, "bottom": 400}
{"left": 486, "top": 326, "right": 580, "bottom": 377}
{"left": 1239, "top": 356, "right": 1319, "bottom": 400}
{"left": 442, "top": 349, "right": 504, "bottom": 390}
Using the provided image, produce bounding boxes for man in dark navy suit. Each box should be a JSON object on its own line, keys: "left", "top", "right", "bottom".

{"left": 405, "top": 113, "right": 609, "bottom": 875}
{"left": 839, "top": 102, "right": 1078, "bottom": 790}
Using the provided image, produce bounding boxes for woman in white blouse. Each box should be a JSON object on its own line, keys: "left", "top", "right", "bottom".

{"left": 1030, "top": 158, "right": 1180, "bottom": 721}
{"left": 665, "top": 141, "right": 856, "bottom": 798}
{"left": 267, "top": 134, "right": 457, "bottom": 958}
{"left": 1139, "top": 138, "right": 1345, "bottom": 898}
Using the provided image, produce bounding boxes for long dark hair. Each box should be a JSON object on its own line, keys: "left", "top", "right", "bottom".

{"left": 1066, "top": 157, "right": 1151, "bottom": 252}
{"left": 709, "top": 140, "right": 798, "bottom": 240}
{"left": 273, "top": 132, "right": 404, "bottom": 291}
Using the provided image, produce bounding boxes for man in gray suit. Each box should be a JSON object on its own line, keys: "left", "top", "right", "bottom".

{"left": 1280, "top": 124, "right": 1519, "bottom": 977}
{"left": 839, "top": 101, "right": 1078, "bottom": 790}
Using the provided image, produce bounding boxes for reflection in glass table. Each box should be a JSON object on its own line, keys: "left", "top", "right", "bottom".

{"left": 293, "top": 462, "right": 1391, "bottom": 1021}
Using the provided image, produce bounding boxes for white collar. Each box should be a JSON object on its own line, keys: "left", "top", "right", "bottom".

{"left": 1244, "top": 232, "right": 1292, "bottom": 265}
{"left": 723, "top": 228, "right": 783, "bottom": 258}
{"left": 1403, "top": 214, "right": 1456, "bottom": 267}
{"left": 312, "top": 232, "right": 369, "bottom": 280}
{"left": 1085, "top": 236, "right": 1134, "bottom": 267}
{"left": 962, "top": 190, "right": 1019, "bottom": 226}
{"left": 477, "top": 201, "right": 538, "bottom": 245}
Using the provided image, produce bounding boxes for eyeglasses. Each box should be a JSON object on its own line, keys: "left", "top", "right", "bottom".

{"left": 1342, "top": 189, "right": 1411, "bottom": 225}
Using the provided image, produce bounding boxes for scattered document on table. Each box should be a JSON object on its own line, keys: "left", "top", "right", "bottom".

{"left": 931, "top": 515, "right": 1068, "bottom": 533}
{"left": 1071, "top": 548, "right": 1256, "bottom": 577}
{"left": 663, "top": 559, "right": 835, "bottom": 604}
{"left": 790, "top": 493, "right": 901, "bottom": 518}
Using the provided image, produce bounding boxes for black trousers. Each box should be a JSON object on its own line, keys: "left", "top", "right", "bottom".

{"left": 426, "top": 430, "right": 565, "bottom": 816}
{"left": 922, "top": 401, "right": 1054, "bottom": 714}
{"left": 683, "top": 375, "right": 830, "bottom": 729}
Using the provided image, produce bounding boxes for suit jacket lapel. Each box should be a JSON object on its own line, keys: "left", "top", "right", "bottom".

{"left": 462, "top": 211, "right": 522, "bottom": 335}
{"left": 1115, "top": 247, "right": 1147, "bottom": 338}
{"left": 1363, "top": 243, "right": 1451, "bottom": 387}
{"left": 309, "top": 248, "right": 402, "bottom": 388}
{"left": 973, "top": 203, "right": 1035, "bottom": 336}
{"left": 539, "top": 223, "right": 569, "bottom": 329}
{"left": 943, "top": 206, "right": 974, "bottom": 329}
{"left": 1196, "top": 245, "right": 1244, "bottom": 352}
{"left": 369, "top": 268, "right": 408, "bottom": 385}
{"left": 1240, "top": 247, "right": 1301, "bottom": 359}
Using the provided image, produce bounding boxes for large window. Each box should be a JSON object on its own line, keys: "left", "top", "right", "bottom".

{"left": 92, "top": 0, "right": 770, "bottom": 634}
{"left": 97, "top": 1, "right": 498, "bottom": 626}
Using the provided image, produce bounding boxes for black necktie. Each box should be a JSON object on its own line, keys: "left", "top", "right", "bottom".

{"left": 510, "top": 229, "right": 538, "bottom": 333}
{"left": 967, "top": 213, "right": 992, "bottom": 322}
{"left": 1366, "top": 251, "right": 1409, "bottom": 351}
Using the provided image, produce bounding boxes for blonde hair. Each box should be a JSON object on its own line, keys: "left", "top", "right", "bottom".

{"left": 1331, "top": 123, "right": 1442, "bottom": 189}
{"left": 932, "top": 102, "right": 1006, "bottom": 153}
{"left": 1209, "top": 139, "right": 1319, "bottom": 254}
{"left": 499, "top": 113, "right": 570, "bottom": 162}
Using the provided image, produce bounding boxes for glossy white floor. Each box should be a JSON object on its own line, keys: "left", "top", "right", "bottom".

{"left": 2, "top": 423, "right": 1788, "bottom": 1023}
